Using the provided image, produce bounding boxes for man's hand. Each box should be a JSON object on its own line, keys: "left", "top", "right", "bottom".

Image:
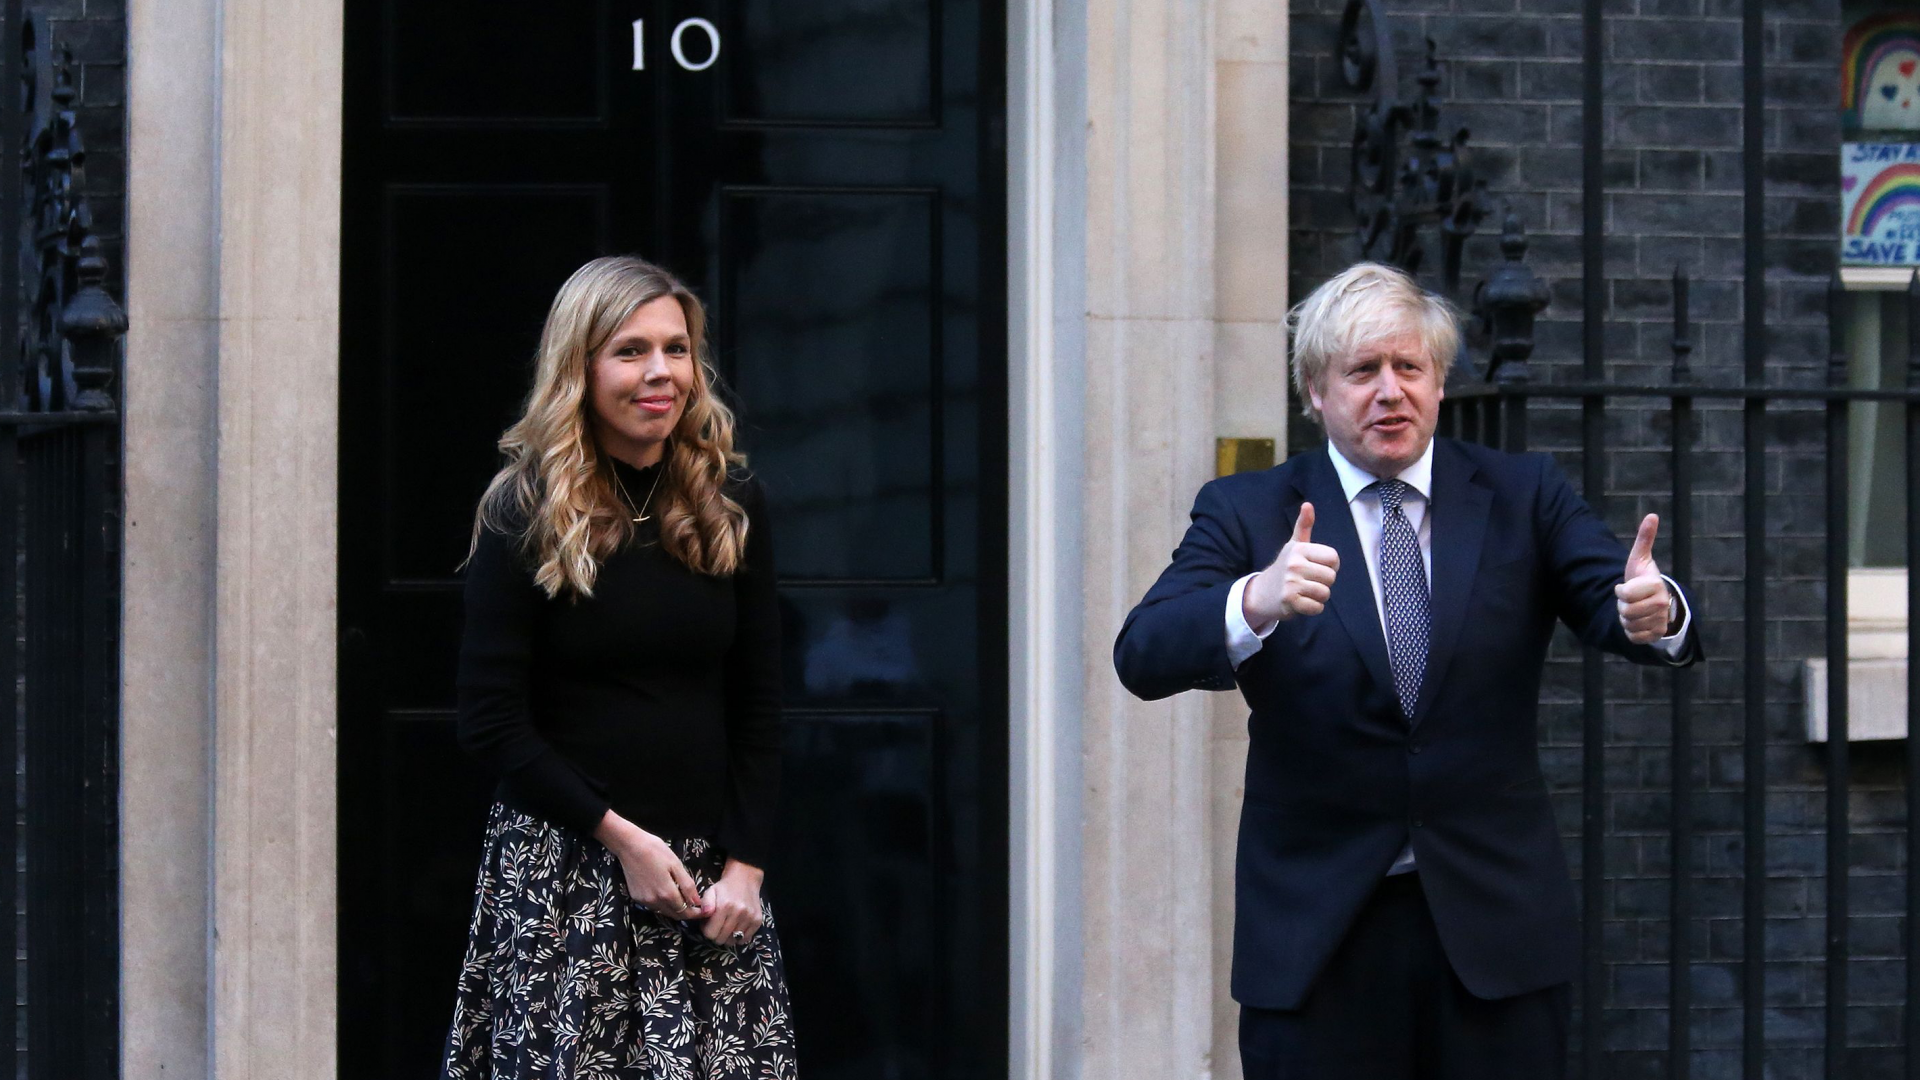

{"left": 1616, "top": 513, "right": 1677, "bottom": 644}
{"left": 1244, "top": 502, "right": 1342, "bottom": 626}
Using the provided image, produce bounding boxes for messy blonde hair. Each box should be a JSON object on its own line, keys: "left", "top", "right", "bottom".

{"left": 469, "top": 255, "right": 748, "bottom": 598}
{"left": 1288, "top": 261, "right": 1460, "bottom": 425}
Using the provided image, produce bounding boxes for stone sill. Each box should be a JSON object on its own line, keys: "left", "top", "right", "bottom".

{"left": 1802, "top": 569, "right": 1911, "bottom": 742}
{"left": 1841, "top": 266, "right": 1920, "bottom": 291}
{"left": 1804, "top": 657, "right": 1910, "bottom": 742}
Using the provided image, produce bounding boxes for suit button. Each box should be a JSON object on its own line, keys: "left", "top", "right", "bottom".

{"left": 1412, "top": 819, "right": 1424, "bottom": 829}
{"left": 1409, "top": 743, "right": 1422, "bottom": 755}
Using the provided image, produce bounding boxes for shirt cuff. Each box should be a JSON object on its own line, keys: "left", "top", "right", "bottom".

{"left": 1226, "top": 573, "right": 1277, "bottom": 670}
{"left": 1655, "top": 574, "right": 1692, "bottom": 661}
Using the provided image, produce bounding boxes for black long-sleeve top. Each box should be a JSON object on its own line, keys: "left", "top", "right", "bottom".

{"left": 454, "top": 461, "right": 783, "bottom": 868}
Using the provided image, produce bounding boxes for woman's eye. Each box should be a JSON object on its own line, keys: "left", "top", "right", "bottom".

{"left": 667, "top": 343, "right": 689, "bottom": 355}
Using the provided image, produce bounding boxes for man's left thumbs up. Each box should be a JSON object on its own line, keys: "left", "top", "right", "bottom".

{"left": 1616, "top": 513, "right": 1675, "bottom": 644}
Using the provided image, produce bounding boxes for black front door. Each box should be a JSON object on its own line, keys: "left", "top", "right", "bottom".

{"left": 338, "top": 5, "right": 1007, "bottom": 1077}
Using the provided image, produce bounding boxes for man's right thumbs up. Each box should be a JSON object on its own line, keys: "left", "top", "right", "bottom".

{"left": 1244, "top": 501, "right": 1343, "bottom": 626}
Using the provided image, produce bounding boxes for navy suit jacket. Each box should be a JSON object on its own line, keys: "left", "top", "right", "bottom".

{"left": 1113, "top": 438, "right": 1701, "bottom": 1009}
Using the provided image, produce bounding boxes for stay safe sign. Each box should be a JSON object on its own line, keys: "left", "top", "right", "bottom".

{"left": 1843, "top": 142, "right": 1920, "bottom": 266}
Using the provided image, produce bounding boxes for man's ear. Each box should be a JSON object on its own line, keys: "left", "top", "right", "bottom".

{"left": 1308, "top": 386, "right": 1324, "bottom": 416}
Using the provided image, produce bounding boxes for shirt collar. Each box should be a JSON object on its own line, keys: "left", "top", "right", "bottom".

{"left": 1326, "top": 438, "right": 1435, "bottom": 507}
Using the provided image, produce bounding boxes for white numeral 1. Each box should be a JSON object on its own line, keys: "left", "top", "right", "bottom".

{"left": 632, "top": 19, "right": 645, "bottom": 70}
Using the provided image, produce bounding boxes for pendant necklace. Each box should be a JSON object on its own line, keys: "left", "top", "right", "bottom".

{"left": 611, "top": 461, "right": 664, "bottom": 524}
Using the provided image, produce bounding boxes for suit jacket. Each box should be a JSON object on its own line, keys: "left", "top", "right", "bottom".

{"left": 1113, "top": 438, "right": 1701, "bottom": 1009}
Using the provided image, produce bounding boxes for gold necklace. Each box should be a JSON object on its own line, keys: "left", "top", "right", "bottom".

{"left": 610, "top": 461, "right": 664, "bottom": 524}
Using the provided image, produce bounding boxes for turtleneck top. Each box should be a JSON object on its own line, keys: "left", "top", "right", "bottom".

{"left": 454, "top": 460, "right": 783, "bottom": 867}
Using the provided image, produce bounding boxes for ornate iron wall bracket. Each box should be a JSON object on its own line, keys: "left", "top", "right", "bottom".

{"left": 1471, "top": 206, "right": 1550, "bottom": 384}
{"left": 1336, "top": 0, "right": 1553, "bottom": 384}
{"left": 22, "top": 35, "right": 125, "bottom": 414}
{"left": 1337, "top": 1, "right": 1492, "bottom": 295}
{"left": 61, "top": 233, "right": 125, "bottom": 412}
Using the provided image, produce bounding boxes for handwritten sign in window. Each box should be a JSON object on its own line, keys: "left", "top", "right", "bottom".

{"left": 631, "top": 18, "right": 721, "bottom": 72}
{"left": 1843, "top": 143, "right": 1920, "bottom": 267}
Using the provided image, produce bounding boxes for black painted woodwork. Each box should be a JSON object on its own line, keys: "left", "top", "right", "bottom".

{"left": 338, "top": 4, "right": 1007, "bottom": 1077}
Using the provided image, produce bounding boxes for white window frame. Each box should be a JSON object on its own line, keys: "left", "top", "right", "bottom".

{"left": 1807, "top": 276, "right": 1915, "bottom": 741}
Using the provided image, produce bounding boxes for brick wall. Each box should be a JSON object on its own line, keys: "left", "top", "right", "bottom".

{"left": 1288, "top": 1, "right": 1888, "bottom": 1076}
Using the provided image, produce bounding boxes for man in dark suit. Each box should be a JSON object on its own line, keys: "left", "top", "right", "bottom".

{"left": 1113, "top": 262, "right": 1699, "bottom": 1079}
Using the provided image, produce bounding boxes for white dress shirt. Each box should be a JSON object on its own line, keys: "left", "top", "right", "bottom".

{"left": 1221, "top": 441, "right": 1693, "bottom": 875}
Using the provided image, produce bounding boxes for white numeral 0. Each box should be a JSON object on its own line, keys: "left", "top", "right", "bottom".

{"left": 632, "top": 18, "right": 722, "bottom": 72}
{"left": 671, "top": 18, "right": 721, "bottom": 71}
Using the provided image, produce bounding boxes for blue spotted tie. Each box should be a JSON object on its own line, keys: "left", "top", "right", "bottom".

{"left": 1374, "top": 479, "right": 1430, "bottom": 720}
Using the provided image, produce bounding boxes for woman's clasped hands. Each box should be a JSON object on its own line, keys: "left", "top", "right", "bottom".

{"left": 595, "top": 810, "right": 765, "bottom": 946}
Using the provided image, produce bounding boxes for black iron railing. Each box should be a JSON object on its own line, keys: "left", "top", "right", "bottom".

{"left": 1326, "top": 0, "right": 1893, "bottom": 1072}
{"left": 1439, "top": 267, "right": 1920, "bottom": 1079}
{"left": 4, "top": 9, "right": 126, "bottom": 1080}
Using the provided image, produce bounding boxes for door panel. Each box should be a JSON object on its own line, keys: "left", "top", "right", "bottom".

{"left": 381, "top": 185, "right": 611, "bottom": 581}
{"left": 723, "top": 188, "right": 941, "bottom": 582}
{"left": 339, "top": 4, "right": 1007, "bottom": 1078}
{"left": 775, "top": 710, "right": 945, "bottom": 1075}
{"left": 724, "top": 1, "right": 937, "bottom": 124}
{"left": 384, "top": 0, "right": 613, "bottom": 123}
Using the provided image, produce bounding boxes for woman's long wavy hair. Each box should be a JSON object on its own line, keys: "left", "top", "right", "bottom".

{"left": 469, "top": 255, "right": 749, "bottom": 599}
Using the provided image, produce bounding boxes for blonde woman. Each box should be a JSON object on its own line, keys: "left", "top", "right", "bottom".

{"left": 441, "top": 256, "right": 794, "bottom": 1080}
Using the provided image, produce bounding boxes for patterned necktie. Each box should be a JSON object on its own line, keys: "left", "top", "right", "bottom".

{"left": 1374, "top": 479, "right": 1430, "bottom": 720}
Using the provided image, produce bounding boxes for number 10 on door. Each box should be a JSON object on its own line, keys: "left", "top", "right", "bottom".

{"left": 632, "top": 18, "right": 722, "bottom": 72}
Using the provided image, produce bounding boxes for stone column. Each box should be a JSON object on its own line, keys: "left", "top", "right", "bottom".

{"left": 1072, "top": 0, "right": 1289, "bottom": 1076}
{"left": 1208, "top": 2, "right": 1291, "bottom": 1075}
{"left": 208, "top": 1, "right": 344, "bottom": 1075}
{"left": 123, "top": 0, "right": 219, "bottom": 1073}
{"left": 123, "top": 1, "right": 342, "bottom": 1076}
{"left": 1078, "top": 1, "right": 1220, "bottom": 1077}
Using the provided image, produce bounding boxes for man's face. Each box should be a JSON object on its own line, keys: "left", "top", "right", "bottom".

{"left": 1308, "top": 330, "right": 1444, "bottom": 478}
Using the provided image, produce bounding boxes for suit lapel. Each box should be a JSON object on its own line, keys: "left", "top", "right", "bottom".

{"left": 1294, "top": 451, "right": 1395, "bottom": 700}
{"left": 1412, "top": 439, "right": 1491, "bottom": 727}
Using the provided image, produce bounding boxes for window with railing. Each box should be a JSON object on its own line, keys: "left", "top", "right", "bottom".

{"left": 1826, "top": 5, "right": 1920, "bottom": 740}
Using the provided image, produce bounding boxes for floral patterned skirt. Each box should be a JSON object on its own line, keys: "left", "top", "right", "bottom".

{"left": 441, "top": 803, "right": 797, "bottom": 1080}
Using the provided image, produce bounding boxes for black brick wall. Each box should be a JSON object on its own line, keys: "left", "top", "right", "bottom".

{"left": 1289, "top": 1, "right": 1884, "bottom": 1076}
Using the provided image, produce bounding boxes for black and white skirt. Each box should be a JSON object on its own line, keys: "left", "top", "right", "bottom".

{"left": 440, "top": 802, "right": 797, "bottom": 1080}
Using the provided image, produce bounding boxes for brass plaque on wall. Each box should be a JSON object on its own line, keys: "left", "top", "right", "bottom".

{"left": 1216, "top": 437, "right": 1276, "bottom": 477}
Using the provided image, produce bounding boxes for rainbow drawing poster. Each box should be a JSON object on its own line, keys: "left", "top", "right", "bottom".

{"left": 1843, "top": 143, "right": 1920, "bottom": 265}
{"left": 1845, "top": 10, "right": 1920, "bottom": 135}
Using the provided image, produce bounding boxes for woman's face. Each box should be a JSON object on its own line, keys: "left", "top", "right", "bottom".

{"left": 587, "top": 294, "right": 697, "bottom": 467}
